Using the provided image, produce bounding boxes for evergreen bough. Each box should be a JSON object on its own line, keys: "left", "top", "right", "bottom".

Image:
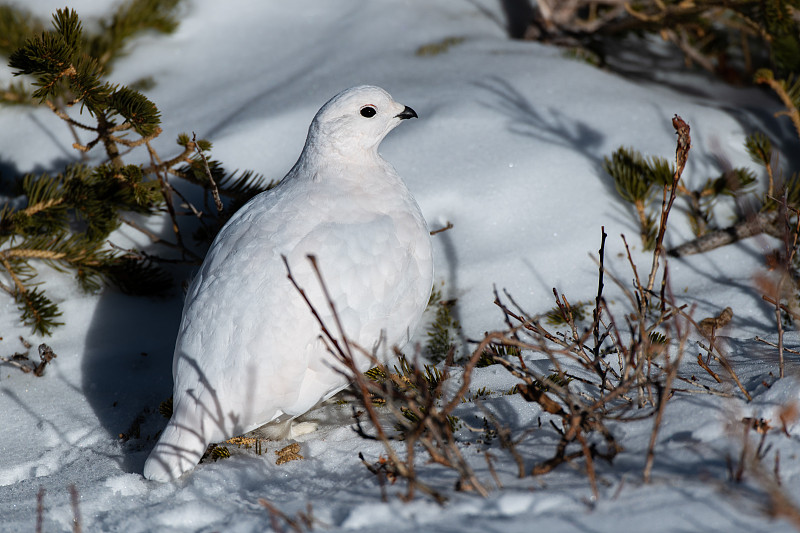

{"left": 1, "top": 5, "right": 274, "bottom": 335}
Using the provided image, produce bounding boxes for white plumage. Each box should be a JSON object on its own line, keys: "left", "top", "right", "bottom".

{"left": 143, "top": 86, "right": 433, "bottom": 482}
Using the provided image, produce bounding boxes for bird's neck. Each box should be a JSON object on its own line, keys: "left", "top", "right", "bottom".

{"left": 290, "top": 141, "right": 389, "bottom": 184}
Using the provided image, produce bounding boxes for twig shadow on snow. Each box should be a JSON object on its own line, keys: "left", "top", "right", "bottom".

{"left": 474, "top": 77, "right": 625, "bottom": 214}
{"left": 663, "top": 244, "right": 778, "bottom": 332}
{"left": 475, "top": 77, "right": 605, "bottom": 162}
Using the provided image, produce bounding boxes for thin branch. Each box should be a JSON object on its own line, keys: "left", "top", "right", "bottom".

{"left": 645, "top": 115, "right": 691, "bottom": 298}
{"left": 45, "top": 99, "right": 96, "bottom": 132}
{"left": 430, "top": 222, "right": 453, "bottom": 236}
{"left": 668, "top": 211, "right": 779, "bottom": 257}
{"left": 193, "top": 132, "right": 224, "bottom": 213}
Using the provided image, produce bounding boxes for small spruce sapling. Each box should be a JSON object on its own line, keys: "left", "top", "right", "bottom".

{"left": 603, "top": 145, "right": 756, "bottom": 250}
{"left": 0, "top": 6, "right": 274, "bottom": 335}
{"left": 425, "top": 286, "right": 460, "bottom": 363}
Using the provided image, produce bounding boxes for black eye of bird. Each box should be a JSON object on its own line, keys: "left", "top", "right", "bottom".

{"left": 360, "top": 106, "right": 376, "bottom": 118}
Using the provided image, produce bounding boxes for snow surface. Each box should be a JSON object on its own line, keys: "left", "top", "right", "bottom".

{"left": 1, "top": 0, "right": 799, "bottom": 531}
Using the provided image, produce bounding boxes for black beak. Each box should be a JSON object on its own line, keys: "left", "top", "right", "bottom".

{"left": 395, "top": 106, "right": 418, "bottom": 120}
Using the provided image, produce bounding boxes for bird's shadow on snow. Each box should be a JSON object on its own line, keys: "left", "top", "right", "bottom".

{"left": 0, "top": 137, "right": 179, "bottom": 473}
{"left": 79, "top": 211, "right": 194, "bottom": 474}
{"left": 80, "top": 288, "right": 183, "bottom": 473}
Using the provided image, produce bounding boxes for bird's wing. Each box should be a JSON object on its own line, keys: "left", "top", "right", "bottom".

{"left": 170, "top": 189, "right": 323, "bottom": 439}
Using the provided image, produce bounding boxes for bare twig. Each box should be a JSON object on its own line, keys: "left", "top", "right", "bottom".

{"left": 430, "top": 222, "right": 453, "bottom": 236}
{"left": 668, "top": 211, "right": 779, "bottom": 257}
{"left": 644, "top": 316, "right": 688, "bottom": 482}
{"left": 258, "top": 499, "right": 315, "bottom": 533}
{"left": 36, "top": 487, "right": 45, "bottom": 533}
{"left": 645, "top": 115, "right": 690, "bottom": 300}
{"left": 192, "top": 132, "right": 224, "bottom": 213}
{"left": 69, "top": 485, "right": 82, "bottom": 533}
{"left": 754, "top": 336, "right": 800, "bottom": 356}
{"left": 282, "top": 255, "right": 448, "bottom": 502}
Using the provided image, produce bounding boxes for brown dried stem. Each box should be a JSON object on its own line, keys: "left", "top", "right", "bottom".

{"left": 645, "top": 115, "right": 690, "bottom": 300}
{"left": 192, "top": 132, "right": 224, "bottom": 213}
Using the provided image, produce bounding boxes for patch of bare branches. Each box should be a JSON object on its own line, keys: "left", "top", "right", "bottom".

{"left": 258, "top": 499, "right": 316, "bottom": 533}
{"left": 474, "top": 115, "right": 707, "bottom": 496}
{"left": 725, "top": 410, "right": 800, "bottom": 530}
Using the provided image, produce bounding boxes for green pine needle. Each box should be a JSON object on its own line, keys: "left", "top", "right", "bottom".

{"left": 545, "top": 300, "right": 590, "bottom": 326}
{"left": 0, "top": 4, "right": 281, "bottom": 336}
{"left": 100, "top": 256, "right": 173, "bottom": 296}
{"left": 108, "top": 86, "right": 161, "bottom": 136}
{"left": 15, "top": 286, "right": 64, "bottom": 336}
{"left": 426, "top": 297, "right": 459, "bottom": 363}
{"left": 603, "top": 147, "right": 673, "bottom": 204}
{"left": 745, "top": 131, "right": 773, "bottom": 168}
{"left": 52, "top": 8, "right": 83, "bottom": 52}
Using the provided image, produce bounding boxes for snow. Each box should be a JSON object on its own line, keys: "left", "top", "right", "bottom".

{"left": 1, "top": 0, "right": 799, "bottom": 531}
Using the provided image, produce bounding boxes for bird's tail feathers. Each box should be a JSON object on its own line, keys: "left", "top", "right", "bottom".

{"left": 143, "top": 419, "right": 208, "bottom": 482}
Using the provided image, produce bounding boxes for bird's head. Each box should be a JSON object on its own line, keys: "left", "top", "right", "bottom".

{"left": 305, "top": 85, "right": 417, "bottom": 159}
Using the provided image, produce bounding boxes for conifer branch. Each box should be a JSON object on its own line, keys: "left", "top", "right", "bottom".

{"left": 44, "top": 99, "right": 96, "bottom": 131}
{"left": 0, "top": 255, "right": 27, "bottom": 295}
{"left": 0, "top": 5, "right": 260, "bottom": 332}
{"left": 3, "top": 249, "right": 68, "bottom": 261}
{"left": 38, "top": 64, "right": 78, "bottom": 99}
{"left": 144, "top": 140, "right": 195, "bottom": 175}
{"left": 23, "top": 198, "right": 64, "bottom": 217}
{"left": 756, "top": 70, "right": 800, "bottom": 141}
{"left": 96, "top": 111, "right": 124, "bottom": 168}
{"left": 108, "top": 126, "right": 162, "bottom": 148}
{"left": 668, "top": 211, "right": 781, "bottom": 256}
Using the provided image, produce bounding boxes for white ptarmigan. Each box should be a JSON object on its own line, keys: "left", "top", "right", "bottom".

{"left": 143, "top": 86, "right": 433, "bottom": 482}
